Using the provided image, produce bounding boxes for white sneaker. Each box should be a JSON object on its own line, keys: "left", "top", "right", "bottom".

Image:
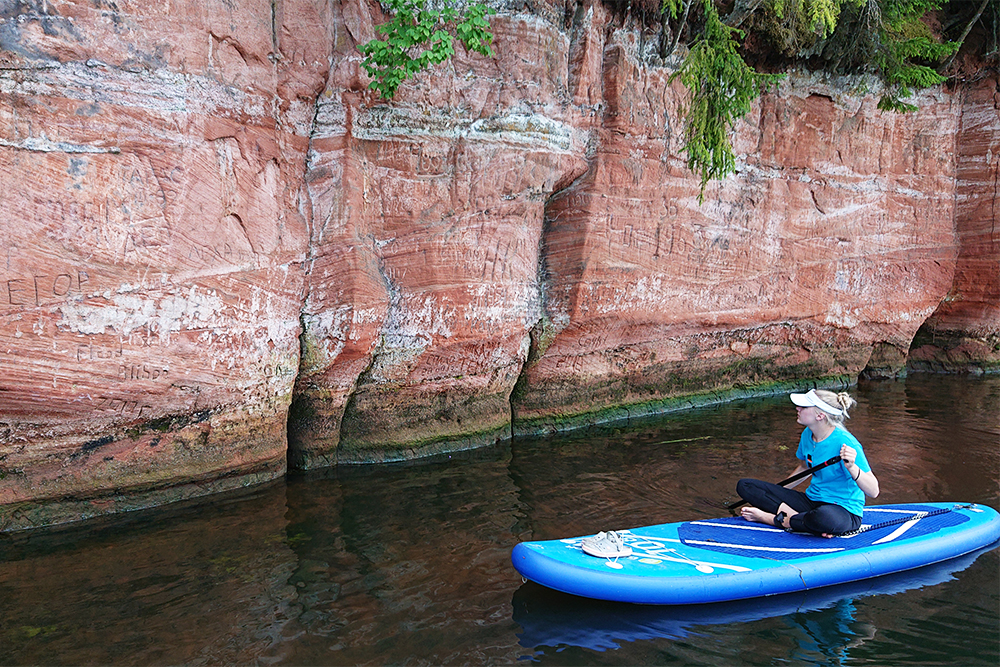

{"left": 581, "top": 530, "right": 632, "bottom": 558}
{"left": 580, "top": 531, "right": 606, "bottom": 548}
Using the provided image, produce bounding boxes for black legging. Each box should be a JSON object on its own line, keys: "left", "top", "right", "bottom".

{"left": 736, "top": 478, "right": 862, "bottom": 536}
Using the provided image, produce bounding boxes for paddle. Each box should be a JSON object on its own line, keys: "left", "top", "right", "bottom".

{"left": 725, "top": 455, "right": 843, "bottom": 511}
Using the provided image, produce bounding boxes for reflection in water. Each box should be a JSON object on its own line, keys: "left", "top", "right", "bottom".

{"left": 0, "top": 486, "right": 300, "bottom": 665}
{"left": 0, "top": 375, "right": 997, "bottom": 665}
{"left": 512, "top": 545, "right": 994, "bottom": 655}
{"left": 275, "top": 450, "right": 527, "bottom": 664}
{"left": 784, "top": 598, "right": 875, "bottom": 665}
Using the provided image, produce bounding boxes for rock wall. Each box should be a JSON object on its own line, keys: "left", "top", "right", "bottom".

{"left": 289, "top": 2, "right": 591, "bottom": 465}
{"left": 515, "top": 42, "right": 963, "bottom": 429}
{"left": 0, "top": 0, "right": 995, "bottom": 529}
{"left": 0, "top": 0, "right": 328, "bottom": 529}
{"left": 908, "top": 76, "right": 1000, "bottom": 372}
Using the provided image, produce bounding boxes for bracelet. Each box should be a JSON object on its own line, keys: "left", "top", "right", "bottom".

{"left": 851, "top": 467, "right": 860, "bottom": 481}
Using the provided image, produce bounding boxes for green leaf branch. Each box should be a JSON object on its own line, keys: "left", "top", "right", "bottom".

{"left": 870, "top": 0, "right": 960, "bottom": 111}
{"left": 359, "top": 0, "right": 496, "bottom": 99}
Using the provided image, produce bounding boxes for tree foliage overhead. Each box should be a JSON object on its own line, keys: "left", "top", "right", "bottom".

{"left": 821, "top": 0, "right": 960, "bottom": 111}
{"left": 357, "top": 0, "right": 991, "bottom": 199}
{"left": 770, "top": 0, "right": 843, "bottom": 41}
{"left": 671, "top": 0, "right": 963, "bottom": 195}
{"left": 750, "top": 0, "right": 962, "bottom": 111}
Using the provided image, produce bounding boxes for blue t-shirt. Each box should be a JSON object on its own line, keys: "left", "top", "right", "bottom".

{"left": 796, "top": 426, "right": 871, "bottom": 517}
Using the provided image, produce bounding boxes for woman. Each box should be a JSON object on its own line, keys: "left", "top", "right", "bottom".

{"left": 737, "top": 389, "right": 879, "bottom": 537}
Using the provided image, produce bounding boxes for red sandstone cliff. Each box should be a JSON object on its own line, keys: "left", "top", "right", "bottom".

{"left": 0, "top": 0, "right": 996, "bottom": 530}
{"left": 0, "top": 0, "right": 326, "bottom": 527}
{"left": 908, "top": 76, "right": 1000, "bottom": 372}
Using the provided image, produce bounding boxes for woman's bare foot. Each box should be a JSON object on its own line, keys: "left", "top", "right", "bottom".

{"left": 740, "top": 506, "right": 775, "bottom": 525}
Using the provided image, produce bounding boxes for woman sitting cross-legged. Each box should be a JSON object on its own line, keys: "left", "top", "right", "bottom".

{"left": 737, "top": 389, "right": 879, "bottom": 538}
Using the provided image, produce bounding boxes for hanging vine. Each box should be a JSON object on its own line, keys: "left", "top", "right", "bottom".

{"left": 670, "top": 0, "right": 784, "bottom": 201}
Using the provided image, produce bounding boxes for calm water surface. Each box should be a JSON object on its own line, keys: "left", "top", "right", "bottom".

{"left": 1, "top": 375, "right": 998, "bottom": 666}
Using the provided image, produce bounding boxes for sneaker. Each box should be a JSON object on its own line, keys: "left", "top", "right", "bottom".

{"left": 580, "top": 531, "right": 607, "bottom": 548}
{"left": 581, "top": 530, "right": 632, "bottom": 558}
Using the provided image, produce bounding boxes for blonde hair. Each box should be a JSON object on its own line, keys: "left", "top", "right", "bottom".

{"left": 813, "top": 389, "right": 856, "bottom": 425}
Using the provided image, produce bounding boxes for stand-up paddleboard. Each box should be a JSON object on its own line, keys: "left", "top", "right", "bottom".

{"left": 513, "top": 544, "right": 997, "bottom": 651}
{"left": 511, "top": 502, "right": 1000, "bottom": 605}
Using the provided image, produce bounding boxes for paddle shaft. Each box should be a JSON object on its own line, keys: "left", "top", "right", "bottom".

{"left": 726, "top": 455, "right": 843, "bottom": 510}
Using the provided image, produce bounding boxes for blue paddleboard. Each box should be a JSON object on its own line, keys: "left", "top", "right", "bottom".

{"left": 511, "top": 502, "right": 1000, "bottom": 605}
{"left": 513, "top": 544, "right": 997, "bottom": 650}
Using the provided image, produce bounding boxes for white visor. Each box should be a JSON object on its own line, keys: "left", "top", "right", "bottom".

{"left": 790, "top": 389, "right": 843, "bottom": 416}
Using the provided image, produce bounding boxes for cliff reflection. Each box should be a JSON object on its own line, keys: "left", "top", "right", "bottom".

{"left": 0, "top": 484, "right": 297, "bottom": 665}
{"left": 273, "top": 448, "right": 525, "bottom": 664}
{"left": 1, "top": 446, "right": 528, "bottom": 665}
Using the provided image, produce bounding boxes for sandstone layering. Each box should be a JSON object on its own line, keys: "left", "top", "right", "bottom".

{"left": 1, "top": 1, "right": 997, "bottom": 530}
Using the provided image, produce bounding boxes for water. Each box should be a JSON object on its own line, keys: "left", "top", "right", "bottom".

{"left": 1, "top": 375, "right": 997, "bottom": 666}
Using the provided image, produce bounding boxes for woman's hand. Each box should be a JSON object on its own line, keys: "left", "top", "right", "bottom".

{"left": 840, "top": 444, "right": 858, "bottom": 467}
{"left": 841, "top": 444, "right": 880, "bottom": 498}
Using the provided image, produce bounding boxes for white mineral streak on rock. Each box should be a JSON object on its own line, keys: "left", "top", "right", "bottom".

{"left": 354, "top": 106, "right": 576, "bottom": 152}
{"left": 57, "top": 287, "right": 225, "bottom": 339}
{"left": 301, "top": 306, "right": 352, "bottom": 370}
